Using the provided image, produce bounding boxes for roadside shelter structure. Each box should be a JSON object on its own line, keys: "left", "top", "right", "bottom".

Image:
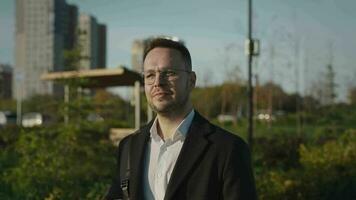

{"left": 41, "top": 66, "right": 145, "bottom": 145}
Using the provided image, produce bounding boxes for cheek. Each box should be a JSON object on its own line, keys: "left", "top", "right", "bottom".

{"left": 144, "top": 86, "right": 152, "bottom": 98}
{"left": 173, "top": 81, "right": 188, "bottom": 95}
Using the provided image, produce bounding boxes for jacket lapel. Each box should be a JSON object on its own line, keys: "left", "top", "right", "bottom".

{"left": 164, "top": 113, "right": 213, "bottom": 200}
{"left": 129, "top": 123, "right": 151, "bottom": 200}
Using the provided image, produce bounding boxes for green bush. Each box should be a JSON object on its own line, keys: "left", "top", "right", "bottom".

{"left": 297, "top": 129, "right": 356, "bottom": 199}
{"left": 256, "top": 129, "right": 356, "bottom": 200}
{"left": 1, "top": 122, "right": 116, "bottom": 199}
{"left": 312, "top": 125, "right": 345, "bottom": 144}
{"left": 254, "top": 135, "right": 304, "bottom": 171}
{"left": 0, "top": 127, "right": 21, "bottom": 199}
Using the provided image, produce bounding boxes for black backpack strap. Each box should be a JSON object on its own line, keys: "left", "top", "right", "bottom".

{"left": 104, "top": 136, "right": 134, "bottom": 200}
{"left": 120, "top": 137, "right": 131, "bottom": 200}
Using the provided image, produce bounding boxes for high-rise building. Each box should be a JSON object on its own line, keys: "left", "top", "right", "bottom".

{"left": 14, "top": 0, "right": 78, "bottom": 99}
{"left": 0, "top": 64, "right": 13, "bottom": 99}
{"left": 131, "top": 39, "right": 147, "bottom": 73}
{"left": 64, "top": 4, "right": 79, "bottom": 50}
{"left": 97, "top": 24, "right": 107, "bottom": 68}
{"left": 78, "top": 14, "right": 106, "bottom": 70}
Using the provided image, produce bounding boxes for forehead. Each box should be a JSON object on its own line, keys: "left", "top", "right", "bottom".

{"left": 143, "top": 47, "right": 185, "bottom": 69}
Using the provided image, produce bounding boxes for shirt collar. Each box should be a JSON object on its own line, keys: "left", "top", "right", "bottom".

{"left": 150, "top": 109, "right": 195, "bottom": 143}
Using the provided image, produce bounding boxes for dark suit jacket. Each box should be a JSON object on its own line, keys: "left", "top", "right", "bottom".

{"left": 105, "top": 112, "right": 257, "bottom": 200}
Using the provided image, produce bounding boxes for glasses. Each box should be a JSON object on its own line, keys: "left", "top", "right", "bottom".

{"left": 142, "top": 68, "right": 191, "bottom": 85}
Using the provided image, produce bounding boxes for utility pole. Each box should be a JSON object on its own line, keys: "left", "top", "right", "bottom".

{"left": 64, "top": 85, "right": 69, "bottom": 125}
{"left": 268, "top": 44, "right": 275, "bottom": 129}
{"left": 245, "top": 0, "right": 259, "bottom": 150}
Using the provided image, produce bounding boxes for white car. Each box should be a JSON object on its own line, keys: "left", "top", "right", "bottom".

{"left": 22, "top": 112, "right": 43, "bottom": 127}
{"left": 0, "top": 111, "right": 17, "bottom": 126}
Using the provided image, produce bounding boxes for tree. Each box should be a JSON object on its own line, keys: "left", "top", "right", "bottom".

{"left": 92, "top": 89, "right": 134, "bottom": 126}
{"left": 323, "top": 64, "right": 337, "bottom": 105}
{"left": 63, "top": 48, "right": 82, "bottom": 71}
{"left": 308, "top": 64, "right": 337, "bottom": 106}
{"left": 348, "top": 86, "right": 356, "bottom": 105}
{"left": 0, "top": 98, "right": 16, "bottom": 112}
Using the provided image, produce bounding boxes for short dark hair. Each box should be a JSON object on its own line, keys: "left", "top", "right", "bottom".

{"left": 143, "top": 37, "right": 192, "bottom": 70}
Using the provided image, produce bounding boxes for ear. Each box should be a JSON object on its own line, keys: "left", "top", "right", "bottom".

{"left": 189, "top": 71, "right": 196, "bottom": 89}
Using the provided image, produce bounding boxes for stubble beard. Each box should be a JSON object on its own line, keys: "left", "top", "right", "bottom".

{"left": 148, "top": 84, "right": 191, "bottom": 118}
{"left": 149, "top": 93, "right": 190, "bottom": 117}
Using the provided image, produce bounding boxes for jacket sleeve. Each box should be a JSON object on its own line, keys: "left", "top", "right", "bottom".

{"left": 222, "top": 140, "right": 257, "bottom": 200}
{"left": 104, "top": 137, "right": 129, "bottom": 200}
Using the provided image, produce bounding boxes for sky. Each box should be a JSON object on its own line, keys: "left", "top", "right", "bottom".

{"left": 1, "top": 0, "right": 356, "bottom": 101}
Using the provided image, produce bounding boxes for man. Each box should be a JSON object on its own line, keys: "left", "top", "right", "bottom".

{"left": 105, "top": 37, "right": 257, "bottom": 200}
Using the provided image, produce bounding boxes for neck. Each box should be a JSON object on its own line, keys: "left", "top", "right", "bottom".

{"left": 156, "top": 103, "right": 193, "bottom": 140}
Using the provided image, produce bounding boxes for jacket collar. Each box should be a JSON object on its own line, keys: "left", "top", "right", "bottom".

{"left": 128, "top": 120, "right": 152, "bottom": 200}
{"left": 164, "top": 112, "right": 213, "bottom": 200}
{"left": 128, "top": 112, "right": 214, "bottom": 200}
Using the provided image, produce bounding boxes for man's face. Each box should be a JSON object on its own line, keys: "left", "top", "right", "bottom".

{"left": 143, "top": 47, "right": 195, "bottom": 114}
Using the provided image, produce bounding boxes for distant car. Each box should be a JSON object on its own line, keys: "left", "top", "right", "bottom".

{"left": 217, "top": 114, "right": 237, "bottom": 123}
{"left": 86, "top": 113, "right": 104, "bottom": 122}
{"left": 0, "top": 111, "right": 17, "bottom": 127}
{"left": 22, "top": 112, "right": 46, "bottom": 128}
{"left": 256, "top": 112, "right": 275, "bottom": 122}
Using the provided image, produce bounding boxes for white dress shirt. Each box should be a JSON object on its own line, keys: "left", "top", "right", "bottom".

{"left": 143, "top": 110, "right": 195, "bottom": 200}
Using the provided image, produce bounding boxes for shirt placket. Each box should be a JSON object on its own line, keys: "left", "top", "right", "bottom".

{"left": 155, "top": 141, "right": 170, "bottom": 200}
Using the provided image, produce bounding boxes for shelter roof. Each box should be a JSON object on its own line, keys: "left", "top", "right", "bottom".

{"left": 41, "top": 67, "right": 142, "bottom": 88}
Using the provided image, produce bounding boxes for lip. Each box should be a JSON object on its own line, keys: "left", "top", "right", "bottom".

{"left": 152, "top": 91, "right": 171, "bottom": 98}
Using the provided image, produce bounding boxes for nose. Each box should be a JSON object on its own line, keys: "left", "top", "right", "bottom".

{"left": 153, "top": 72, "right": 167, "bottom": 86}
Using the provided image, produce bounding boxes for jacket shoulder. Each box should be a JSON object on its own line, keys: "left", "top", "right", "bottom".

{"left": 207, "top": 122, "right": 249, "bottom": 149}
{"left": 194, "top": 112, "right": 248, "bottom": 148}
{"left": 119, "top": 123, "right": 150, "bottom": 143}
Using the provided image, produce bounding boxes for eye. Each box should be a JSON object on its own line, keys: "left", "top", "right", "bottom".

{"left": 145, "top": 72, "right": 155, "bottom": 79}
{"left": 164, "top": 70, "right": 177, "bottom": 77}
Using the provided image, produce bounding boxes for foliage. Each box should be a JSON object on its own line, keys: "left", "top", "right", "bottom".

{"left": 1, "top": 80, "right": 356, "bottom": 199}
{"left": 255, "top": 81, "right": 302, "bottom": 112}
{"left": 63, "top": 48, "right": 81, "bottom": 71}
{"left": 316, "top": 103, "right": 356, "bottom": 127}
{"left": 22, "top": 94, "right": 62, "bottom": 123}
{"left": 192, "top": 83, "right": 247, "bottom": 119}
{"left": 192, "top": 81, "right": 320, "bottom": 120}
{"left": 0, "top": 98, "right": 16, "bottom": 112}
{"left": 192, "top": 86, "right": 223, "bottom": 118}
{"left": 1, "top": 121, "right": 117, "bottom": 199}
{"left": 92, "top": 89, "right": 135, "bottom": 126}
{"left": 257, "top": 129, "right": 356, "bottom": 200}
{"left": 297, "top": 129, "right": 356, "bottom": 199}
{"left": 0, "top": 126, "right": 21, "bottom": 199}
{"left": 0, "top": 87, "right": 135, "bottom": 199}
{"left": 254, "top": 135, "right": 304, "bottom": 171}
{"left": 348, "top": 86, "right": 356, "bottom": 105}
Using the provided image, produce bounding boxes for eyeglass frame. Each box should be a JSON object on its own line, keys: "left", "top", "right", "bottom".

{"left": 141, "top": 68, "right": 193, "bottom": 85}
